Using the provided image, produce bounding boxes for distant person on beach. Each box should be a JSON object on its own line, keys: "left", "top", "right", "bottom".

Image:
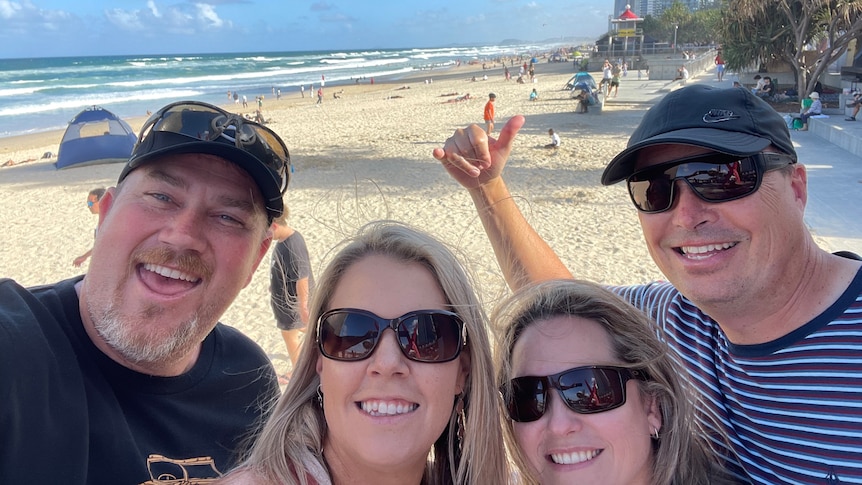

{"left": 715, "top": 51, "right": 726, "bottom": 82}
{"left": 233, "top": 91, "right": 239, "bottom": 104}
{"left": 600, "top": 59, "right": 613, "bottom": 93}
{"left": 796, "top": 91, "right": 822, "bottom": 131}
{"left": 269, "top": 210, "right": 313, "bottom": 375}
{"left": 544, "top": 128, "right": 560, "bottom": 149}
{"left": 484, "top": 92, "right": 496, "bottom": 135}
{"left": 673, "top": 65, "right": 689, "bottom": 84}
{"left": 242, "top": 94, "right": 248, "bottom": 107}
{"left": 72, "top": 187, "right": 105, "bottom": 267}
{"left": 442, "top": 93, "right": 472, "bottom": 104}
{"left": 316, "top": 87, "right": 323, "bottom": 104}
{"left": 529, "top": 88, "right": 538, "bottom": 101}
{"left": 610, "top": 63, "right": 622, "bottom": 97}
{"left": 0, "top": 100, "right": 291, "bottom": 484}
{"left": 751, "top": 74, "right": 765, "bottom": 94}
{"left": 300, "top": 85, "right": 305, "bottom": 98}
{"left": 846, "top": 90, "right": 862, "bottom": 121}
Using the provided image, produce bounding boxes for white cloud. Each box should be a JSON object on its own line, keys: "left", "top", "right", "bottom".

{"left": 0, "top": 0, "right": 75, "bottom": 36}
{"left": 147, "top": 0, "right": 161, "bottom": 18}
{"left": 0, "top": 0, "right": 23, "bottom": 19}
{"left": 194, "top": 3, "right": 224, "bottom": 28}
{"left": 105, "top": 8, "right": 145, "bottom": 31}
{"left": 103, "top": 2, "right": 231, "bottom": 34}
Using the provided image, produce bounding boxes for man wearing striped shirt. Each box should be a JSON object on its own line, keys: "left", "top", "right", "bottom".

{"left": 434, "top": 84, "right": 862, "bottom": 484}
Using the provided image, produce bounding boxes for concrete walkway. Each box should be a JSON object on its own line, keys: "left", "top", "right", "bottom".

{"left": 606, "top": 68, "right": 862, "bottom": 256}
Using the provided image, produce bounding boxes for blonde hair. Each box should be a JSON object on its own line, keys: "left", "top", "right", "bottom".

{"left": 493, "top": 279, "right": 738, "bottom": 485}
{"left": 231, "top": 221, "right": 508, "bottom": 484}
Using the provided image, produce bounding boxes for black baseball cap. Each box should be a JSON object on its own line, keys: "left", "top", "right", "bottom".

{"left": 119, "top": 101, "right": 290, "bottom": 222}
{"left": 601, "top": 84, "right": 797, "bottom": 185}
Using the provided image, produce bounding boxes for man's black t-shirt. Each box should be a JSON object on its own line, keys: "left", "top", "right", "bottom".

{"left": 0, "top": 276, "right": 279, "bottom": 484}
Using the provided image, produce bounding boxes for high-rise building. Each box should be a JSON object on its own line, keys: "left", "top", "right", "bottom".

{"left": 615, "top": 0, "right": 717, "bottom": 18}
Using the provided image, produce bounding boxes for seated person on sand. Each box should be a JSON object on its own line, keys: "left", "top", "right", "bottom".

{"left": 516, "top": 74, "right": 526, "bottom": 84}
{"left": 544, "top": 128, "right": 560, "bottom": 149}
{"left": 529, "top": 88, "right": 538, "bottom": 101}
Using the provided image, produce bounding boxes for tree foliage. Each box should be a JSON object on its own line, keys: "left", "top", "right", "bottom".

{"left": 720, "top": 0, "right": 862, "bottom": 97}
{"left": 640, "top": 1, "right": 722, "bottom": 46}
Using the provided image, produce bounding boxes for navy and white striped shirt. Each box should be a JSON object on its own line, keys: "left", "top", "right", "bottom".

{"left": 613, "top": 267, "right": 862, "bottom": 485}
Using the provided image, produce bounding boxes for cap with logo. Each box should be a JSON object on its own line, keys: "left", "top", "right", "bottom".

{"left": 601, "top": 84, "right": 797, "bottom": 185}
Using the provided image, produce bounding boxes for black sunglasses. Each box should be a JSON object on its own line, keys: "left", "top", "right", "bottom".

{"left": 627, "top": 152, "right": 796, "bottom": 213}
{"left": 133, "top": 101, "right": 290, "bottom": 196}
{"left": 503, "top": 365, "right": 648, "bottom": 423}
{"left": 317, "top": 308, "right": 466, "bottom": 363}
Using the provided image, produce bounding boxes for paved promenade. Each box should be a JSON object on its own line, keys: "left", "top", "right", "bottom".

{"left": 606, "top": 69, "right": 862, "bottom": 257}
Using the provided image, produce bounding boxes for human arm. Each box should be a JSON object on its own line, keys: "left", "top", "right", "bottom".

{"left": 73, "top": 248, "right": 93, "bottom": 267}
{"left": 432, "top": 115, "right": 572, "bottom": 290}
{"left": 296, "top": 276, "right": 310, "bottom": 326}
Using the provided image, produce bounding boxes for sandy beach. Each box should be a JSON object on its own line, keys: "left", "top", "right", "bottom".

{"left": 0, "top": 61, "right": 667, "bottom": 377}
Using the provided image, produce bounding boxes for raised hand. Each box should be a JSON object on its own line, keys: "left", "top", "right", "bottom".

{"left": 432, "top": 115, "right": 525, "bottom": 190}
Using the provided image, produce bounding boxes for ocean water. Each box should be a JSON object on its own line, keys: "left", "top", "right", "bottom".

{"left": 0, "top": 43, "right": 559, "bottom": 138}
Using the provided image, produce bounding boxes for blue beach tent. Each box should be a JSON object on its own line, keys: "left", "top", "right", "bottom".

{"left": 55, "top": 106, "right": 137, "bottom": 169}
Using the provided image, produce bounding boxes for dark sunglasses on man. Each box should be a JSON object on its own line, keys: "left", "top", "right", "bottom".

{"left": 119, "top": 101, "right": 291, "bottom": 221}
{"left": 502, "top": 365, "right": 648, "bottom": 423}
{"left": 317, "top": 308, "right": 467, "bottom": 363}
{"left": 626, "top": 152, "right": 796, "bottom": 213}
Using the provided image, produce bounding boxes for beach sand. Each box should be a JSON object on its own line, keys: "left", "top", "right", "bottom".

{"left": 0, "top": 61, "right": 667, "bottom": 377}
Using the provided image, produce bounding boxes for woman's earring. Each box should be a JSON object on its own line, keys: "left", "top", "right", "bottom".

{"left": 317, "top": 385, "right": 324, "bottom": 408}
{"left": 652, "top": 427, "right": 660, "bottom": 440}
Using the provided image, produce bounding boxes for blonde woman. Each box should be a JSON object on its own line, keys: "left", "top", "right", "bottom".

{"left": 222, "top": 221, "right": 508, "bottom": 484}
{"left": 494, "top": 279, "right": 743, "bottom": 485}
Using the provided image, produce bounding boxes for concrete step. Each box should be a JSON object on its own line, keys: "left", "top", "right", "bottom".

{"left": 809, "top": 115, "right": 862, "bottom": 158}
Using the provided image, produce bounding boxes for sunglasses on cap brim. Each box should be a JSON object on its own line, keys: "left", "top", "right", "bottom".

{"left": 502, "top": 365, "right": 648, "bottom": 422}
{"left": 134, "top": 101, "right": 290, "bottom": 197}
{"left": 317, "top": 308, "right": 466, "bottom": 363}
{"left": 626, "top": 152, "right": 796, "bottom": 214}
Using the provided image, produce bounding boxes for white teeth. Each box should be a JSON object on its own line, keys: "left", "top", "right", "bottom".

{"left": 550, "top": 449, "right": 600, "bottom": 465}
{"left": 360, "top": 400, "right": 418, "bottom": 416}
{"left": 143, "top": 263, "right": 197, "bottom": 282}
{"left": 680, "top": 242, "right": 736, "bottom": 255}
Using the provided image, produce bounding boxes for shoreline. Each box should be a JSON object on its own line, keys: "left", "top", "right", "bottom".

{"left": 1, "top": 57, "right": 574, "bottom": 163}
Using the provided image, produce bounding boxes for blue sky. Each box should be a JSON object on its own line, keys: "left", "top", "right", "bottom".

{"left": 1, "top": 0, "right": 615, "bottom": 58}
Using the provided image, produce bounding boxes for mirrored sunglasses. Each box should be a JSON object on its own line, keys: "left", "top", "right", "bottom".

{"left": 503, "top": 365, "right": 647, "bottom": 422}
{"left": 627, "top": 152, "right": 796, "bottom": 213}
{"left": 317, "top": 308, "right": 466, "bottom": 363}
{"left": 134, "top": 101, "right": 290, "bottom": 196}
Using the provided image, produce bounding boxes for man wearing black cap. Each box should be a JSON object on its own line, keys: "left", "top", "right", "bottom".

{"left": 0, "top": 101, "right": 290, "bottom": 484}
{"left": 434, "top": 84, "right": 862, "bottom": 483}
